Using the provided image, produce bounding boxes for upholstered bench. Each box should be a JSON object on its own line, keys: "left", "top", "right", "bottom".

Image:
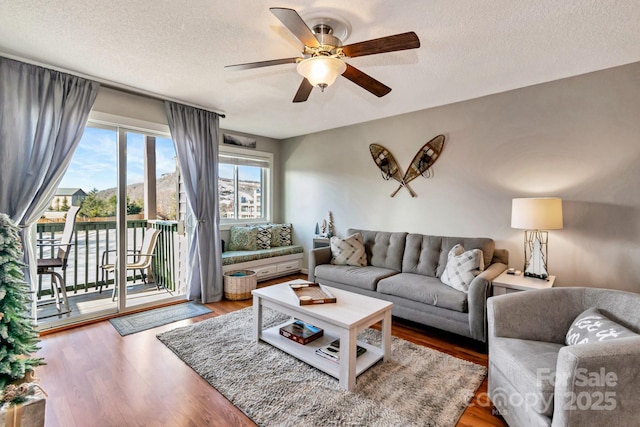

{"left": 222, "top": 224, "right": 304, "bottom": 281}
{"left": 222, "top": 245, "right": 304, "bottom": 281}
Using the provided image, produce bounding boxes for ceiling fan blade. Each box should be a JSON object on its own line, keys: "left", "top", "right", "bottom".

{"left": 270, "top": 7, "right": 320, "bottom": 48}
{"left": 342, "top": 64, "right": 391, "bottom": 97}
{"left": 225, "top": 57, "right": 301, "bottom": 71}
{"left": 293, "top": 78, "right": 313, "bottom": 103}
{"left": 342, "top": 32, "right": 420, "bottom": 58}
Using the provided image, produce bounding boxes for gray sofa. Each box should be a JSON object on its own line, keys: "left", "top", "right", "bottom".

{"left": 488, "top": 287, "right": 640, "bottom": 427}
{"left": 308, "top": 229, "right": 508, "bottom": 342}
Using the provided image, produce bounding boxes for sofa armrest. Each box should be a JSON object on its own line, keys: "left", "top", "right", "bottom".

{"left": 488, "top": 288, "right": 585, "bottom": 344}
{"left": 308, "top": 247, "right": 332, "bottom": 282}
{"left": 551, "top": 337, "right": 640, "bottom": 427}
{"left": 467, "top": 262, "right": 507, "bottom": 341}
{"left": 491, "top": 248, "right": 509, "bottom": 266}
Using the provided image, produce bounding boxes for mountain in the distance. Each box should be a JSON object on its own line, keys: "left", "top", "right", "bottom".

{"left": 96, "top": 171, "right": 178, "bottom": 220}
{"left": 94, "top": 170, "right": 260, "bottom": 220}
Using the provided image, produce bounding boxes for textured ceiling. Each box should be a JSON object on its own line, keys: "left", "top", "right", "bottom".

{"left": 1, "top": 1, "right": 639, "bottom": 139}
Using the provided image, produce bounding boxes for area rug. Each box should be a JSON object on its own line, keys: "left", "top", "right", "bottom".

{"left": 110, "top": 302, "right": 211, "bottom": 336}
{"left": 157, "top": 307, "right": 486, "bottom": 427}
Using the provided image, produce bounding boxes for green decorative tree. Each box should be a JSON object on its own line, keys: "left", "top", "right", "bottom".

{"left": 0, "top": 213, "right": 44, "bottom": 389}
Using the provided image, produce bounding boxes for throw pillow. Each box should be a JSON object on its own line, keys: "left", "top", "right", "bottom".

{"left": 565, "top": 307, "right": 638, "bottom": 346}
{"left": 255, "top": 225, "right": 272, "bottom": 250}
{"left": 440, "top": 244, "right": 484, "bottom": 292}
{"left": 330, "top": 233, "right": 367, "bottom": 267}
{"left": 228, "top": 226, "right": 258, "bottom": 251}
{"left": 270, "top": 223, "right": 292, "bottom": 247}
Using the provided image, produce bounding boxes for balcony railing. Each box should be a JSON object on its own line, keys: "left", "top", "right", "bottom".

{"left": 36, "top": 219, "right": 183, "bottom": 296}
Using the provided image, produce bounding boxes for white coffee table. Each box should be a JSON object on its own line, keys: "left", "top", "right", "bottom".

{"left": 252, "top": 279, "right": 393, "bottom": 391}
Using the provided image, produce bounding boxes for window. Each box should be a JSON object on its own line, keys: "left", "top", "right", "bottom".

{"left": 219, "top": 147, "right": 272, "bottom": 225}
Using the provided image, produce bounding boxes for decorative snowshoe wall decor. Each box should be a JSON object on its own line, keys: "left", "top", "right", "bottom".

{"left": 369, "top": 144, "right": 417, "bottom": 197}
{"left": 369, "top": 134, "right": 445, "bottom": 198}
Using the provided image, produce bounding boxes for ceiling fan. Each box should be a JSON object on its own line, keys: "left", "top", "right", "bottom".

{"left": 225, "top": 7, "right": 420, "bottom": 103}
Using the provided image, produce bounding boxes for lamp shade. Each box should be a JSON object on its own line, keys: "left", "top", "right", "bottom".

{"left": 511, "top": 197, "right": 563, "bottom": 230}
{"left": 296, "top": 56, "right": 346, "bottom": 88}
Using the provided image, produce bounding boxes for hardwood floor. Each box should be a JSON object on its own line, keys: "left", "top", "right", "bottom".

{"left": 37, "top": 274, "right": 506, "bottom": 427}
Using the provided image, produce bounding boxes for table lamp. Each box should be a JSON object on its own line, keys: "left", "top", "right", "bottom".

{"left": 511, "top": 197, "right": 563, "bottom": 279}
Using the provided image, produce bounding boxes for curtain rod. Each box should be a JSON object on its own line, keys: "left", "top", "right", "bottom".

{"left": 0, "top": 52, "right": 226, "bottom": 118}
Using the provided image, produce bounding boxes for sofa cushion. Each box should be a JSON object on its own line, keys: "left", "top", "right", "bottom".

{"left": 440, "top": 244, "right": 484, "bottom": 292}
{"left": 436, "top": 237, "right": 495, "bottom": 278}
{"left": 228, "top": 226, "right": 258, "bottom": 251}
{"left": 315, "top": 264, "right": 397, "bottom": 291}
{"left": 565, "top": 307, "right": 638, "bottom": 346}
{"left": 402, "top": 234, "right": 444, "bottom": 277}
{"left": 377, "top": 273, "right": 468, "bottom": 312}
{"left": 348, "top": 229, "right": 407, "bottom": 271}
{"left": 222, "top": 245, "right": 303, "bottom": 266}
{"left": 330, "top": 233, "right": 367, "bottom": 267}
{"left": 490, "top": 337, "right": 563, "bottom": 417}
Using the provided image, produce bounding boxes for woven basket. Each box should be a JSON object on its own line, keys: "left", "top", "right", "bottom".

{"left": 223, "top": 270, "right": 257, "bottom": 300}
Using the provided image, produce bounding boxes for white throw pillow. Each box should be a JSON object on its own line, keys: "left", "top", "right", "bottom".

{"left": 440, "top": 244, "right": 484, "bottom": 292}
{"left": 330, "top": 233, "right": 367, "bottom": 267}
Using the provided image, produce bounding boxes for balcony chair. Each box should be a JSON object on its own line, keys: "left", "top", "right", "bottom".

{"left": 99, "top": 228, "right": 162, "bottom": 301}
{"left": 36, "top": 205, "right": 80, "bottom": 317}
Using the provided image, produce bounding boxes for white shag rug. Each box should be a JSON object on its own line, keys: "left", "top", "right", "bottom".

{"left": 157, "top": 307, "right": 486, "bottom": 427}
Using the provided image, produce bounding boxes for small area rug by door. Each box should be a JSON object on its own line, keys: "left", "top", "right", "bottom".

{"left": 157, "top": 307, "right": 486, "bottom": 427}
{"left": 110, "top": 302, "right": 212, "bottom": 336}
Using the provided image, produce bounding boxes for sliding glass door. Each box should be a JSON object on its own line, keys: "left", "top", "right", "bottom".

{"left": 121, "top": 130, "right": 183, "bottom": 308}
{"left": 35, "top": 123, "right": 186, "bottom": 329}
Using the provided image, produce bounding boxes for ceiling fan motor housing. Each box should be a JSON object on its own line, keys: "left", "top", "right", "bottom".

{"left": 306, "top": 25, "right": 343, "bottom": 57}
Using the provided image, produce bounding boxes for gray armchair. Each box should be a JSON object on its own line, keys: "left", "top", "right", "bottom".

{"left": 488, "top": 287, "right": 640, "bottom": 427}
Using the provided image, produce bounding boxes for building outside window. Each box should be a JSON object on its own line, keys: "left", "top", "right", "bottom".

{"left": 219, "top": 147, "right": 272, "bottom": 225}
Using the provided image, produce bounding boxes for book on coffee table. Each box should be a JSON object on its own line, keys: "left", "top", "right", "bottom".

{"left": 315, "top": 339, "right": 367, "bottom": 362}
{"left": 279, "top": 320, "right": 324, "bottom": 345}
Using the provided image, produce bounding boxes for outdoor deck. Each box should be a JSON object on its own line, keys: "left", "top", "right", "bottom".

{"left": 35, "top": 219, "right": 186, "bottom": 325}
{"left": 36, "top": 281, "right": 174, "bottom": 320}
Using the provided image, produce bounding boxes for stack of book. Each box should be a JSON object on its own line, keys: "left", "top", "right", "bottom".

{"left": 279, "top": 320, "right": 323, "bottom": 345}
{"left": 315, "top": 339, "right": 367, "bottom": 363}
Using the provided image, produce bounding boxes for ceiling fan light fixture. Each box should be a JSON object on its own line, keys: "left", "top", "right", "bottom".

{"left": 296, "top": 56, "right": 346, "bottom": 91}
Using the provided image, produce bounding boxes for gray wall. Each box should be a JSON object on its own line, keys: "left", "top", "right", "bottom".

{"left": 281, "top": 62, "right": 640, "bottom": 293}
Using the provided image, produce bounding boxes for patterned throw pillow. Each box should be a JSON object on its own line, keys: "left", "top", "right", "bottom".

{"left": 228, "top": 226, "right": 258, "bottom": 251}
{"left": 440, "top": 244, "right": 484, "bottom": 292}
{"left": 565, "top": 307, "right": 638, "bottom": 346}
{"left": 330, "top": 233, "right": 367, "bottom": 267}
{"left": 255, "top": 225, "right": 272, "bottom": 250}
{"left": 270, "top": 223, "right": 292, "bottom": 247}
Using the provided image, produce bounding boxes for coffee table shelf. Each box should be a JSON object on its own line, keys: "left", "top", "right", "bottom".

{"left": 261, "top": 321, "right": 384, "bottom": 378}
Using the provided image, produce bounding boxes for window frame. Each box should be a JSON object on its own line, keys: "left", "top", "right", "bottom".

{"left": 218, "top": 146, "right": 273, "bottom": 229}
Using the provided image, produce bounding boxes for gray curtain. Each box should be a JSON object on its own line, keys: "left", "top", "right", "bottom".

{"left": 0, "top": 57, "right": 100, "bottom": 286}
{"left": 165, "top": 101, "right": 223, "bottom": 303}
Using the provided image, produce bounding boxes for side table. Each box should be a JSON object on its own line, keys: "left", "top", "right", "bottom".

{"left": 492, "top": 271, "right": 556, "bottom": 296}
{"left": 313, "top": 237, "right": 330, "bottom": 248}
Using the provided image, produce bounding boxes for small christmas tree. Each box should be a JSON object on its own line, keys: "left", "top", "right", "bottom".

{"left": 0, "top": 213, "right": 44, "bottom": 389}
